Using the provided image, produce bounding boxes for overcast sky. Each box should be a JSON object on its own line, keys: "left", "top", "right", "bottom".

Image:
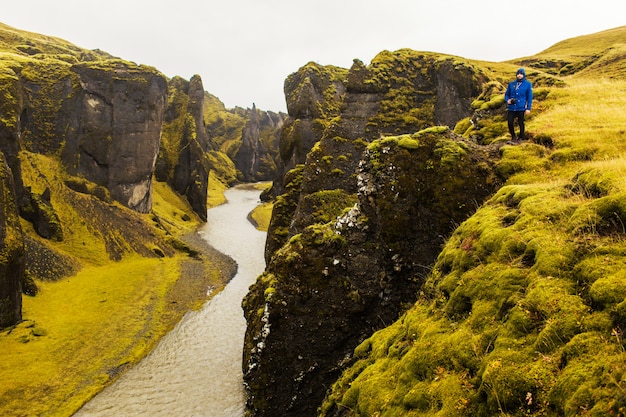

{"left": 3, "top": 0, "right": 624, "bottom": 112}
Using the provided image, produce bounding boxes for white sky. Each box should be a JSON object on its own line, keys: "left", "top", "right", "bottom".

{"left": 2, "top": 0, "right": 624, "bottom": 112}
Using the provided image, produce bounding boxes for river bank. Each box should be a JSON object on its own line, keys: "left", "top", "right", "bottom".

{"left": 73, "top": 186, "right": 267, "bottom": 416}
{"left": 0, "top": 181, "right": 256, "bottom": 417}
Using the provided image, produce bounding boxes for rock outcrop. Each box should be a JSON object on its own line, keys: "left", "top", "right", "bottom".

{"left": 233, "top": 104, "right": 285, "bottom": 182}
{"left": 64, "top": 62, "right": 168, "bottom": 213}
{"left": 243, "top": 51, "right": 502, "bottom": 417}
{"left": 156, "top": 75, "right": 212, "bottom": 221}
{"left": 266, "top": 62, "right": 348, "bottom": 199}
{"left": 4, "top": 54, "right": 167, "bottom": 214}
{"left": 0, "top": 152, "right": 24, "bottom": 328}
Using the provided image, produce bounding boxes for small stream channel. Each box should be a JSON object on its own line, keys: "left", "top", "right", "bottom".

{"left": 74, "top": 186, "right": 266, "bottom": 417}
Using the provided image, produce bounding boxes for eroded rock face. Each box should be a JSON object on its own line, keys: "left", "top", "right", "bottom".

{"left": 155, "top": 75, "right": 212, "bottom": 221}
{"left": 244, "top": 131, "right": 503, "bottom": 417}
{"left": 65, "top": 62, "right": 168, "bottom": 213}
{"left": 267, "top": 62, "right": 348, "bottom": 199}
{"left": 0, "top": 152, "right": 24, "bottom": 328}
{"left": 243, "top": 51, "right": 500, "bottom": 417}
{"left": 12, "top": 59, "right": 168, "bottom": 214}
{"left": 1, "top": 49, "right": 168, "bottom": 217}
{"left": 234, "top": 104, "right": 285, "bottom": 182}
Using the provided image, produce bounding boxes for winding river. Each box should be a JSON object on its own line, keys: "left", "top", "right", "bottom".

{"left": 74, "top": 186, "right": 266, "bottom": 417}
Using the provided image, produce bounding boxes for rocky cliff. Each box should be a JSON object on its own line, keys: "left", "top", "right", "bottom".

{"left": 63, "top": 61, "right": 168, "bottom": 213}
{"left": 233, "top": 103, "right": 285, "bottom": 182}
{"left": 7, "top": 54, "right": 168, "bottom": 214}
{"left": 243, "top": 51, "right": 505, "bottom": 417}
{"left": 0, "top": 152, "right": 23, "bottom": 328}
{"left": 204, "top": 99, "right": 285, "bottom": 184}
{"left": 156, "top": 75, "right": 213, "bottom": 221}
{"left": 0, "top": 22, "right": 284, "bottom": 328}
{"left": 246, "top": 28, "right": 626, "bottom": 417}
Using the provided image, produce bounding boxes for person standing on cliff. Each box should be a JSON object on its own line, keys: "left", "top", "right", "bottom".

{"left": 505, "top": 67, "right": 533, "bottom": 142}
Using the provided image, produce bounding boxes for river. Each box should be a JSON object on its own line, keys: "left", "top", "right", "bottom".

{"left": 74, "top": 186, "right": 266, "bottom": 417}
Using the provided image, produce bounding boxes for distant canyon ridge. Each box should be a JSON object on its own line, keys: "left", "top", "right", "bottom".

{"left": 0, "top": 22, "right": 283, "bottom": 327}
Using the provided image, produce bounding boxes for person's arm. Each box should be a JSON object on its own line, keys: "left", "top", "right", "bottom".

{"left": 526, "top": 83, "right": 533, "bottom": 112}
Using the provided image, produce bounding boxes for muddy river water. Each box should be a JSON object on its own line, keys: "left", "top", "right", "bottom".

{"left": 74, "top": 186, "right": 266, "bottom": 417}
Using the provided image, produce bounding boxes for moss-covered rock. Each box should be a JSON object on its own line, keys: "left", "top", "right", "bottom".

{"left": 0, "top": 151, "right": 23, "bottom": 328}
{"left": 243, "top": 126, "right": 502, "bottom": 417}
{"left": 233, "top": 103, "right": 286, "bottom": 182}
{"left": 1, "top": 39, "right": 169, "bottom": 215}
{"left": 157, "top": 75, "right": 212, "bottom": 220}
{"left": 321, "top": 174, "right": 626, "bottom": 417}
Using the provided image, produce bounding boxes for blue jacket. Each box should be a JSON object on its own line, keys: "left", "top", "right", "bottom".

{"left": 505, "top": 69, "right": 533, "bottom": 111}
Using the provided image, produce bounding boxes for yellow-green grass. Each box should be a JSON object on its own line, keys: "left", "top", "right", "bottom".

{"left": 501, "top": 77, "right": 626, "bottom": 185}
{"left": 0, "top": 255, "right": 185, "bottom": 417}
{"left": 321, "top": 71, "right": 626, "bottom": 416}
{"left": 151, "top": 179, "right": 201, "bottom": 236}
{"left": 247, "top": 182, "right": 273, "bottom": 231}
{"left": 207, "top": 170, "right": 228, "bottom": 208}
{"left": 250, "top": 202, "right": 274, "bottom": 232}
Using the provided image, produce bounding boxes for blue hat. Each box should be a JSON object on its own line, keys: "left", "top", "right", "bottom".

{"left": 517, "top": 68, "right": 526, "bottom": 76}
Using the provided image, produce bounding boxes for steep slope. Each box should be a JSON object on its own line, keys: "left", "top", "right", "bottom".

{"left": 320, "top": 27, "right": 626, "bottom": 417}
{"left": 157, "top": 75, "right": 214, "bottom": 221}
{"left": 244, "top": 27, "right": 626, "bottom": 417}
{"left": 233, "top": 103, "right": 285, "bottom": 182}
{"left": 0, "top": 21, "right": 237, "bottom": 417}
{"left": 243, "top": 51, "right": 511, "bottom": 416}
{"left": 205, "top": 98, "right": 286, "bottom": 184}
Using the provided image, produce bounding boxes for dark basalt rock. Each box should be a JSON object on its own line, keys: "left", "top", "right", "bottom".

{"left": 19, "top": 187, "right": 63, "bottom": 241}
{"left": 233, "top": 104, "right": 285, "bottom": 182}
{"left": 65, "top": 61, "right": 168, "bottom": 213}
{"left": 243, "top": 50, "right": 502, "bottom": 417}
{"left": 9, "top": 57, "right": 168, "bottom": 214}
{"left": 155, "top": 75, "right": 213, "bottom": 221}
{"left": 0, "top": 152, "right": 24, "bottom": 328}
{"left": 267, "top": 62, "right": 348, "bottom": 199}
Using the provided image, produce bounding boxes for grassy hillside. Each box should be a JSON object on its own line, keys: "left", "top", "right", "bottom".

{"left": 0, "top": 22, "right": 242, "bottom": 417}
{"left": 0, "top": 151, "right": 234, "bottom": 417}
{"left": 321, "top": 28, "right": 626, "bottom": 417}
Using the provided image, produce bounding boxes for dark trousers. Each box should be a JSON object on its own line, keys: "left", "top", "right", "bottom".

{"left": 507, "top": 110, "right": 526, "bottom": 139}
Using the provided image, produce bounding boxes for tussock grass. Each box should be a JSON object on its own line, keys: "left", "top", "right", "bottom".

{"left": 322, "top": 29, "right": 626, "bottom": 417}
{"left": 530, "top": 80, "right": 626, "bottom": 156}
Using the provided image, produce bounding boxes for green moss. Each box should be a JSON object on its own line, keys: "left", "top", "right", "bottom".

{"left": 298, "top": 189, "right": 357, "bottom": 226}
{"left": 569, "top": 192, "right": 626, "bottom": 236}
{"left": 307, "top": 223, "right": 345, "bottom": 247}
{"left": 434, "top": 137, "right": 468, "bottom": 168}
{"left": 588, "top": 270, "right": 626, "bottom": 308}
{"left": 396, "top": 135, "right": 420, "bottom": 150}
{"left": 453, "top": 117, "right": 473, "bottom": 136}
